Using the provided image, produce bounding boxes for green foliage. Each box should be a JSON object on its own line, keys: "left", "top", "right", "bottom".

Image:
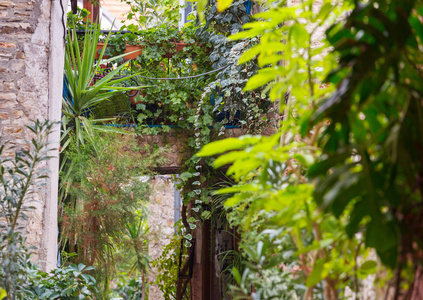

{"left": 109, "top": 277, "right": 144, "bottom": 300}
{"left": 197, "top": 0, "right": 272, "bottom": 133}
{"left": 171, "top": 0, "right": 276, "bottom": 258}
{"left": 62, "top": 21, "right": 145, "bottom": 149}
{"left": 59, "top": 131, "right": 167, "bottom": 295}
{"left": 151, "top": 221, "right": 189, "bottom": 300}
{"left": 121, "top": 0, "right": 179, "bottom": 29}
{"left": 229, "top": 231, "right": 304, "bottom": 299}
{"left": 90, "top": 92, "right": 133, "bottom": 122}
{"left": 197, "top": 0, "right": 389, "bottom": 297}
{"left": 95, "top": 24, "right": 215, "bottom": 132}
{"left": 66, "top": 7, "right": 91, "bottom": 30}
{"left": 116, "top": 215, "right": 149, "bottom": 300}
{"left": 0, "top": 120, "right": 54, "bottom": 300}
{"left": 149, "top": 1, "right": 275, "bottom": 297}
{"left": 64, "top": 0, "right": 423, "bottom": 297}
{"left": 310, "top": 0, "right": 423, "bottom": 271}
{"left": 26, "top": 263, "right": 97, "bottom": 299}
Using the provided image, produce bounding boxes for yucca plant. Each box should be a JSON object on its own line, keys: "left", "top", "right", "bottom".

{"left": 124, "top": 217, "right": 150, "bottom": 300}
{"left": 62, "top": 20, "right": 146, "bottom": 150}
{"left": 60, "top": 21, "right": 148, "bottom": 209}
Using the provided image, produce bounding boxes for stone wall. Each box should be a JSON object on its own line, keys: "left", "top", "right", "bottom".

{"left": 138, "top": 127, "right": 276, "bottom": 174}
{"left": 148, "top": 175, "right": 176, "bottom": 300}
{"left": 0, "top": 0, "right": 64, "bottom": 270}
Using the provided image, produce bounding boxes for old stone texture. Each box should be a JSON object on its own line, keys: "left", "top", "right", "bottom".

{"left": 137, "top": 127, "right": 275, "bottom": 173}
{"left": 148, "top": 176, "right": 175, "bottom": 300}
{"left": 0, "top": 0, "right": 53, "bottom": 263}
{"left": 138, "top": 131, "right": 191, "bottom": 172}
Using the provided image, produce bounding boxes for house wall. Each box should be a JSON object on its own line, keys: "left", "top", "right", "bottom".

{"left": 0, "top": 0, "right": 65, "bottom": 270}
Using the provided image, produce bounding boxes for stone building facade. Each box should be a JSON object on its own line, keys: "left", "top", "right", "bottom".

{"left": 0, "top": 0, "right": 65, "bottom": 270}
{"left": 148, "top": 176, "right": 178, "bottom": 299}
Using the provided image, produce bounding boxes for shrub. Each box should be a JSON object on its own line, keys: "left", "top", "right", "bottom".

{"left": 0, "top": 120, "right": 53, "bottom": 299}
{"left": 25, "top": 263, "right": 97, "bottom": 299}
{"left": 59, "top": 131, "right": 167, "bottom": 295}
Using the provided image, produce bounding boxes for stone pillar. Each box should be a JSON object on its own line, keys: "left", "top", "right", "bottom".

{"left": 42, "top": 0, "right": 66, "bottom": 271}
{"left": 148, "top": 175, "right": 176, "bottom": 299}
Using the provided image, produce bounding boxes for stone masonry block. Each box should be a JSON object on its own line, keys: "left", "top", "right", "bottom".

{"left": 13, "top": 0, "right": 35, "bottom": 9}
{"left": 16, "top": 51, "right": 25, "bottom": 59}
{"left": 0, "top": 112, "right": 10, "bottom": 120}
{"left": 12, "top": 110, "right": 24, "bottom": 118}
{"left": 3, "top": 125, "right": 24, "bottom": 136}
{"left": 3, "top": 82, "right": 15, "bottom": 90}
{"left": 0, "top": 23, "right": 33, "bottom": 34}
{"left": 0, "top": 92, "right": 16, "bottom": 101}
{"left": 0, "top": 58, "right": 9, "bottom": 67}
{"left": 10, "top": 59, "right": 24, "bottom": 72}
{"left": 0, "top": 52, "right": 12, "bottom": 58}
{"left": 0, "top": 41, "right": 16, "bottom": 50}
{"left": 14, "top": 10, "right": 31, "bottom": 17}
{"left": 2, "top": 150, "right": 16, "bottom": 157}
{"left": 0, "top": 0, "right": 13, "bottom": 7}
{"left": 8, "top": 16, "right": 26, "bottom": 22}
{"left": 0, "top": 99, "right": 18, "bottom": 109}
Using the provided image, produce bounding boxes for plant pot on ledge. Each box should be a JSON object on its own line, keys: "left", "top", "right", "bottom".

{"left": 175, "top": 42, "right": 187, "bottom": 52}
{"left": 128, "top": 91, "right": 148, "bottom": 106}
{"left": 95, "top": 43, "right": 143, "bottom": 60}
{"left": 162, "top": 42, "right": 188, "bottom": 58}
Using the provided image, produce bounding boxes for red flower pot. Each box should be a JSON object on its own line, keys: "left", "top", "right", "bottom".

{"left": 95, "top": 43, "right": 143, "bottom": 60}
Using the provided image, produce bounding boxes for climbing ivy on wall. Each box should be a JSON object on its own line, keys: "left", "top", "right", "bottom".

{"left": 175, "top": 0, "right": 274, "bottom": 252}
{"left": 197, "top": 0, "right": 273, "bottom": 133}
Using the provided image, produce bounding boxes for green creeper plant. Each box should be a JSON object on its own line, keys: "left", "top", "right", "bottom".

{"left": 0, "top": 120, "right": 54, "bottom": 300}
{"left": 66, "top": 7, "right": 91, "bottom": 30}
{"left": 151, "top": 220, "right": 189, "bottom": 300}
{"left": 120, "top": 0, "right": 179, "bottom": 29}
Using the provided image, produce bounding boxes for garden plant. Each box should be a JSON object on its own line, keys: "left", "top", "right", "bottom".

{"left": 0, "top": 121, "right": 98, "bottom": 299}
{"left": 2, "top": 0, "right": 422, "bottom": 299}
{"left": 194, "top": 0, "right": 423, "bottom": 298}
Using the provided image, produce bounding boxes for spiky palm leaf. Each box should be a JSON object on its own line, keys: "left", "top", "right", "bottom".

{"left": 62, "top": 20, "right": 147, "bottom": 149}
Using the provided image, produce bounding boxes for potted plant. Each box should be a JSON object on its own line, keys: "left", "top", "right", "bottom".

{"left": 95, "top": 24, "right": 210, "bottom": 61}
{"left": 95, "top": 28, "right": 143, "bottom": 60}
{"left": 63, "top": 20, "right": 147, "bottom": 147}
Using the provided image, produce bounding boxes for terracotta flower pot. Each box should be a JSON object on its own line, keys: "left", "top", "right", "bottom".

{"left": 162, "top": 42, "right": 188, "bottom": 58}
{"left": 129, "top": 91, "right": 147, "bottom": 106}
{"left": 127, "top": 90, "right": 138, "bottom": 106}
{"left": 95, "top": 43, "right": 143, "bottom": 60}
{"left": 95, "top": 41, "right": 189, "bottom": 60}
{"left": 95, "top": 42, "right": 108, "bottom": 59}
{"left": 175, "top": 42, "right": 187, "bottom": 52}
{"left": 124, "top": 44, "right": 143, "bottom": 60}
